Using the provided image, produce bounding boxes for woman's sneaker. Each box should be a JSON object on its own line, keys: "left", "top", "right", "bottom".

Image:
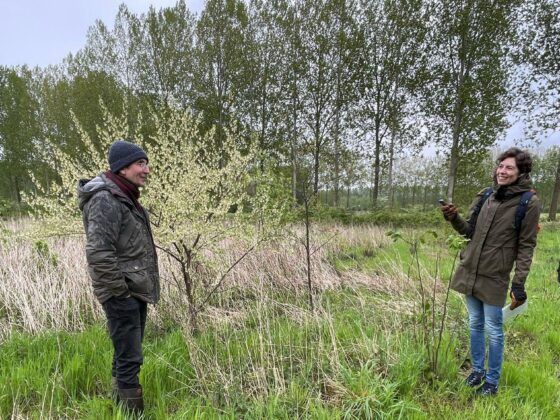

{"left": 476, "top": 382, "right": 498, "bottom": 396}
{"left": 465, "top": 370, "right": 486, "bottom": 387}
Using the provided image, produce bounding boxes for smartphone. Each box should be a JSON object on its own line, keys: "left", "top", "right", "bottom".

{"left": 438, "top": 199, "right": 446, "bottom": 206}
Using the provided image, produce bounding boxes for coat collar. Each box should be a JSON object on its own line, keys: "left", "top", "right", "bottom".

{"left": 493, "top": 173, "right": 534, "bottom": 200}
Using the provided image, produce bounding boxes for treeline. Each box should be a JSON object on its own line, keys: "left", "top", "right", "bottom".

{"left": 0, "top": 0, "right": 559, "bottom": 216}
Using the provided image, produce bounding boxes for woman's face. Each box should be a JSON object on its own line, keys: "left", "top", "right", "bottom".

{"left": 496, "top": 157, "right": 520, "bottom": 186}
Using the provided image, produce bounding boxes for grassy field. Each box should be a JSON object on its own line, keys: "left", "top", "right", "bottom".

{"left": 0, "top": 221, "right": 559, "bottom": 419}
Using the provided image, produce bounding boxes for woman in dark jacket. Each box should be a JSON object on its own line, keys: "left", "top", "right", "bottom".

{"left": 441, "top": 148, "right": 540, "bottom": 396}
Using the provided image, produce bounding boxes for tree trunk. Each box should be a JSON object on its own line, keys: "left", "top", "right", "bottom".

{"left": 182, "top": 262, "right": 199, "bottom": 334}
{"left": 334, "top": 112, "right": 341, "bottom": 207}
{"left": 13, "top": 176, "right": 21, "bottom": 204}
{"left": 291, "top": 77, "right": 298, "bottom": 202}
{"left": 447, "top": 82, "right": 467, "bottom": 203}
{"left": 372, "top": 127, "right": 382, "bottom": 207}
{"left": 548, "top": 151, "right": 560, "bottom": 221}
{"left": 447, "top": 17, "right": 470, "bottom": 203}
{"left": 304, "top": 197, "right": 314, "bottom": 311}
{"left": 333, "top": 53, "right": 342, "bottom": 207}
{"left": 388, "top": 132, "right": 395, "bottom": 209}
{"left": 313, "top": 130, "right": 320, "bottom": 195}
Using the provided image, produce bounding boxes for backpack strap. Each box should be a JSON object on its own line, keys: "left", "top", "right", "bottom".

{"left": 468, "top": 187, "right": 493, "bottom": 237}
{"left": 515, "top": 189, "right": 536, "bottom": 234}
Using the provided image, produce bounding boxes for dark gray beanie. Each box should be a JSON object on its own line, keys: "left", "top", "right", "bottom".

{"left": 108, "top": 140, "right": 148, "bottom": 173}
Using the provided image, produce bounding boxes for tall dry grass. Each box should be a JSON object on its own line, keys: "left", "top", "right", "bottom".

{"left": 1, "top": 220, "right": 472, "bottom": 419}
{"left": 0, "top": 221, "right": 419, "bottom": 341}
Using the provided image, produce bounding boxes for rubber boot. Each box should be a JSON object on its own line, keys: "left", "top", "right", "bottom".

{"left": 117, "top": 386, "right": 144, "bottom": 416}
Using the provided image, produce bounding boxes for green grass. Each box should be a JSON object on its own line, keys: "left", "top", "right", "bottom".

{"left": 1, "top": 223, "right": 559, "bottom": 418}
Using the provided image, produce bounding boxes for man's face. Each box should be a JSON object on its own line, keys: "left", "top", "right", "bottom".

{"left": 119, "top": 159, "right": 150, "bottom": 187}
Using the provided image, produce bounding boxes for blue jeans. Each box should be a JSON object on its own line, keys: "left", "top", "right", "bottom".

{"left": 465, "top": 295, "right": 504, "bottom": 386}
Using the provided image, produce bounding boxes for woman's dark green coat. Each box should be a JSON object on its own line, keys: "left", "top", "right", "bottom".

{"left": 450, "top": 174, "right": 540, "bottom": 306}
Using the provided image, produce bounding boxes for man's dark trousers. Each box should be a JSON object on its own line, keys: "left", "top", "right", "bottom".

{"left": 102, "top": 296, "right": 147, "bottom": 388}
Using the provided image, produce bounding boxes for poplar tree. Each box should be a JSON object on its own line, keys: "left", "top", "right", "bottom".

{"left": 82, "top": 5, "right": 141, "bottom": 94}
{"left": 0, "top": 67, "right": 39, "bottom": 204}
{"left": 193, "top": 0, "right": 251, "bottom": 147}
{"left": 421, "top": 0, "right": 518, "bottom": 202}
{"left": 294, "top": 0, "right": 360, "bottom": 196}
{"left": 278, "top": 0, "right": 305, "bottom": 201}
{"left": 136, "top": 1, "right": 197, "bottom": 108}
{"left": 356, "top": 0, "right": 426, "bottom": 206}
{"left": 514, "top": 0, "right": 559, "bottom": 219}
{"left": 243, "top": 0, "right": 288, "bottom": 170}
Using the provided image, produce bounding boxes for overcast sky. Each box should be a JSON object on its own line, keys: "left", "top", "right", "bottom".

{"left": 502, "top": 120, "right": 557, "bottom": 152}
{"left": 0, "top": 0, "right": 204, "bottom": 67}
{"left": 0, "top": 0, "right": 557, "bottom": 150}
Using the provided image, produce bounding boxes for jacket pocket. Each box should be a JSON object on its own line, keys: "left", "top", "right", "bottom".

{"left": 478, "top": 246, "right": 506, "bottom": 277}
{"left": 119, "top": 259, "right": 150, "bottom": 294}
{"left": 501, "top": 246, "right": 516, "bottom": 275}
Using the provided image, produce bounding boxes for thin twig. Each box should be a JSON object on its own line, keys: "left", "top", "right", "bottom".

{"left": 197, "top": 243, "right": 258, "bottom": 311}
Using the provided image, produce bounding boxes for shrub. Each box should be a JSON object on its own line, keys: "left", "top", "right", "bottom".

{"left": 298, "top": 206, "right": 446, "bottom": 228}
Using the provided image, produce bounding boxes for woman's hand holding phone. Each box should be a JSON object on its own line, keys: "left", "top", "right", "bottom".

{"left": 439, "top": 199, "right": 458, "bottom": 221}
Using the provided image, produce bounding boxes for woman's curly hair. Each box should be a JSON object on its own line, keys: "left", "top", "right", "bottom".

{"left": 496, "top": 147, "right": 533, "bottom": 174}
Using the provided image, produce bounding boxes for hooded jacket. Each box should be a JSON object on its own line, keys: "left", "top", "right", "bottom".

{"left": 450, "top": 174, "right": 540, "bottom": 306}
{"left": 78, "top": 173, "right": 160, "bottom": 304}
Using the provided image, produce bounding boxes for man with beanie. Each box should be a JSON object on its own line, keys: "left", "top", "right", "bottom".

{"left": 77, "top": 139, "right": 159, "bottom": 415}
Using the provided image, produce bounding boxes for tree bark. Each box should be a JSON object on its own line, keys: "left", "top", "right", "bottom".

{"left": 334, "top": 111, "right": 341, "bottom": 207}
{"left": 291, "top": 73, "right": 298, "bottom": 202}
{"left": 447, "top": 93, "right": 465, "bottom": 202}
{"left": 304, "top": 196, "right": 314, "bottom": 311}
{"left": 548, "top": 151, "right": 560, "bottom": 221}
{"left": 313, "top": 127, "right": 321, "bottom": 195}
{"left": 388, "top": 131, "right": 395, "bottom": 209}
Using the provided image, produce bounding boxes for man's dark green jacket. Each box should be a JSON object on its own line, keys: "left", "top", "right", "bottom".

{"left": 78, "top": 173, "right": 160, "bottom": 304}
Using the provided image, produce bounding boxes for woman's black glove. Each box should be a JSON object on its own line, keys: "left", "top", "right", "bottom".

{"left": 510, "top": 283, "right": 527, "bottom": 309}
{"left": 441, "top": 204, "right": 458, "bottom": 221}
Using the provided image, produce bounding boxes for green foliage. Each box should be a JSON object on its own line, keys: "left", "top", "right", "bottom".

{"left": 340, "top": 367, "right": 422, "bottom": 418}
{"left": 385, "top": 227, "right": 463, "bottom": 378}
{"left": 0, "top": 289, "right": 426, "bottom": 419}
{"left": 1, "top": 225, "right": 559, "bottom": 417}
{"left": 420, "top": 0, "right": 519, "bottom": 200}
{"left": 0, "top": 198, "right": 18, "bottom": 217}
{"left": 532, "top": 146, "right": 560, "bottom": 218}
{"left": 513, "top": 0, "right": 560, "bottom": 141}
{"left": 357, "top": 0, "right": 427, "bottom": 205}
{"left": 0, "top": 67, "right": 40, "bottom": 204}
{"left": 194, "top": 0, "right": 250, "bottom": 138}
{"left": 2, "top": 0, "right": 559, "bottom": 218}
{"left": 353, "top": 210, "right": 444, "bottom": 227}
{"left": 445, "top": 233, "right": 469, "bottom": 251}
{"left": 356, "top": 209, "right": 445, "bottom": 228}
{"left": 453, "top": 151, "right": 495, "bottom": 207}
{"left": 33, "top": 240, "right": 59, "bottom": 267}
{"left": 24, "top": 100, "right": 288, "bottom": 331}
{"left": 23, "top": 100, "right": 128, "bottom": 235}
{"left": 309, "top": 207, "right": 446, "bottom": 228}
